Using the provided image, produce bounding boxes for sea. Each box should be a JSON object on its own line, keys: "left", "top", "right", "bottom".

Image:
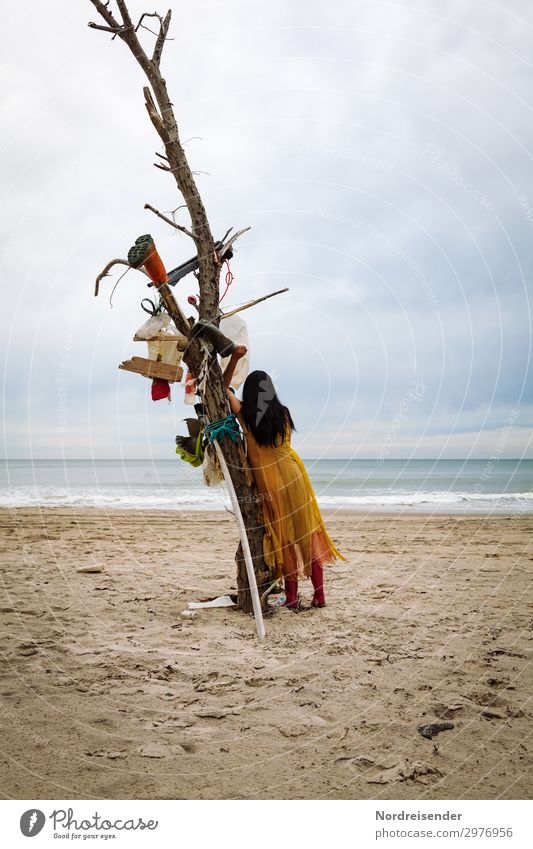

{"left": 0, "top": 458, "right": 532, "bottom": 514}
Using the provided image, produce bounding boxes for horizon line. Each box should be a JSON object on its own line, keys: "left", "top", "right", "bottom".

{"left": 1, "top": 457, "right": 531, "bottom": 463}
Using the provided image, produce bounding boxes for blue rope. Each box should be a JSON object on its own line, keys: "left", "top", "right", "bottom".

{"left": 205, "top": 414, "right": 241, "bottom": 445}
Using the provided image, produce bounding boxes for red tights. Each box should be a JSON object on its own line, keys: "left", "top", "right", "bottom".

{"left": 283, "top": 558, "right": 326, "bottom": 609}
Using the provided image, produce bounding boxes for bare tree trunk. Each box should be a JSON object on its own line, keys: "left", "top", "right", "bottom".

{"left": 88, "top": 1, "right": 269, "bottom": 612}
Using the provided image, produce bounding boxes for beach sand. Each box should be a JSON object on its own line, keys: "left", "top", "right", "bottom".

{"left": 0, "top": 507, "right": 531, "bottom": 800}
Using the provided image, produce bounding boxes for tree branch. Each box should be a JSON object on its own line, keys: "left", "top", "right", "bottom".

{"left": 135, "top": 11, "right": 164, "bottom": 32}
{"left": 87, "top": 0, "right": 269, "bottom": 616}
{"left": 88, "top": 21, "right": 123, "bottom": 33}
{"left": 94, "top": 257, "right": 147, "bottom": 297}
{"left": 153, "top": 9, "right": 171, "bottom": 66}
{"left": 94, "top": 254, "right": 191, "bottom": 338}
{"left": 218, "top": 227, "right": 251, "bottom": 261}
{"left": 88, "top": 0, "right": 121, "bottom": 28}
{"left": 115, "top": 0, "right": 135, "bottom": 28}
{"left": 89, "top": 2, "right": 218, "bottom": 317}
{"left": 144, "top": 203, "right": 196, "bottom": 240}
{"left": 143, "top": 86, "right": 166, "bottom": 135}
{"left": 220, "top": 288, "right": 289, "bottom": 319}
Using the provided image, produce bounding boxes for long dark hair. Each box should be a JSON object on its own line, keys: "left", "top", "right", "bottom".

{"left": 240, "top": 370, "right": 295, "bottom": 447}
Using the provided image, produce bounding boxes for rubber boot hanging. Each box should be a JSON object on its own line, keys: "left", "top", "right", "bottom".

{"left": 191, "top": 320, "right": 237, "bottom": 358}
{"left": 127, "top": 235, "right": 168, "bottom": 284}
{"left": 175, "top": 417, "right": 203, "bottom": 455}
{"left": 175, "top": 418, "right": 205, "bottom": 467}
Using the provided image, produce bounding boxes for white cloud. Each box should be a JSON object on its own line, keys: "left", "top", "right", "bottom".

{"left": 1, "top": 0, "right": 531, "bottom": 459}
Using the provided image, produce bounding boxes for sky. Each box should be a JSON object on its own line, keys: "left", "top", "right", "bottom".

{"left": 1, "top": 0, "right": 532, "bottom": 460}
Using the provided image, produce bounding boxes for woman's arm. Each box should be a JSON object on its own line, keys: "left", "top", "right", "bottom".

{"left": 223, "top": 345, "right": 247, "bottom": 414}
{"left": 227, "top": 389, "right": 241, "bottom": 415}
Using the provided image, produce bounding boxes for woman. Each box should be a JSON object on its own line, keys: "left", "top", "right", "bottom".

{"left": 223, "top": 345, "right": 345, "bottom": 610}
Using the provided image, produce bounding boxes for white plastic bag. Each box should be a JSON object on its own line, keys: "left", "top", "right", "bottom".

{"left": 202, "top": 444, "right": 224, "bottom": 487}
{"left": 134, "top": 313, "right": 183, "bottom": 367}
{"left": 219, "top": 314, "right": 249, "bottom": 388}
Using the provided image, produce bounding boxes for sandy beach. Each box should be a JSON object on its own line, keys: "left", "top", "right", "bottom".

{"left": 0, "top": 507, "right": 531, "bottom": 800}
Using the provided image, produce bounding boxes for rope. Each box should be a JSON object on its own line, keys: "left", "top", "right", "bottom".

{"left": 109, "top": 265, "right": 132, "bottom": 308}
{"left": 205, "top": 414, "right": 241, "bottom": 445}
{"left": 196, "top": 342, "right": 210, "bottom": 397}
{"left": 219, "top": 259, "right": 234, "bottom": 304}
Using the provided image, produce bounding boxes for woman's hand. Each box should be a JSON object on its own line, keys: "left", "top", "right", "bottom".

{"left": 223, "top": 344, "right": 247, "bottom": 396}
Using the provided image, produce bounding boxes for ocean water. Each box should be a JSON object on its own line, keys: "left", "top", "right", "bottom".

{"left": 0, "top": 458, "right": 532, "bottom": 514}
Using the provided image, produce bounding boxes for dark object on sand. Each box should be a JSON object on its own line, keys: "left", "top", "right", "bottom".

{"left": 417, "top": 722, "right": 455, "bottom": 740}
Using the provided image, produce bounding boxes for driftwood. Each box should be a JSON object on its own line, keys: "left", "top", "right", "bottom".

{"left": 88, "top": 0, "right": 270, "bottom": 613}
{"left": 119, "top": 356, "right": 183, "bottom": 383}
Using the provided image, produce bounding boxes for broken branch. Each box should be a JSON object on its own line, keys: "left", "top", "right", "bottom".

{"left": 153, "top": 9, "right": 172, "bottom": 66}
{"left": 217, "top": 227, "right": 251, "bottom": 262}
{"left": 143, "top": 86, "right": 165, "bottom": 135}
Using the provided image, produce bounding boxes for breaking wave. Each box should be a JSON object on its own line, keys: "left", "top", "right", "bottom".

{"left": 1, "top": 486, "right": 532, "bottom": 513}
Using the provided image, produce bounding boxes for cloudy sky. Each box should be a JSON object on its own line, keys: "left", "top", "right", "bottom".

{"left": 1, "top": 0, "right": 531, "bottom": 460}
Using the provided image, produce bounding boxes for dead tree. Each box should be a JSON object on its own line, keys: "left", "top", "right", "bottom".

{"left": 88, "top": 0, "right": 270, "bottom": 612}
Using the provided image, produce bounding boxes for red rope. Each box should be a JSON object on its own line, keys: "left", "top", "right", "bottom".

{"left": 219, "top": 259, "right": 234, "bottom": 304}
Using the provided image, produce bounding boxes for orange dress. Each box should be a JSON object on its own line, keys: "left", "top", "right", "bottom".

{"left": 239, "top": 417, "right": 345, "bottom": 580}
